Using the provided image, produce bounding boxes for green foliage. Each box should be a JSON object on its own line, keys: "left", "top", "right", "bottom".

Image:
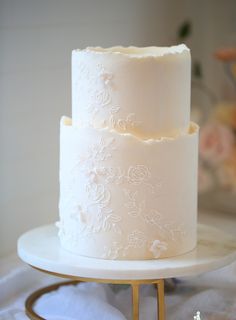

{"left": 193, "top": 61, "right": 202, "bottom": 79}
{"left": 177, "top": 21, "right": 192, "bottom": 40}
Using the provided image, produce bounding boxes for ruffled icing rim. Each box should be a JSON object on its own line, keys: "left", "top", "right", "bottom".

{"left": 61, "top": 116, "right": 199, "bottom": 144}
{"left": 73, "top": 44, "right": 189, "bottom": 58}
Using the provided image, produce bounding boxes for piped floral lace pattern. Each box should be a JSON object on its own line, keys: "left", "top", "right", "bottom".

{"left": 75, "top": 61, "right": 141, "bottom": 131}
{"left": 59, "top": 131, "right": 186, "bottom": 259}
{"left": 60, "top": 136, "right": 122, "bottom": 240}
{"left": 60, "top": 62, "right": 188, "bottom": 259}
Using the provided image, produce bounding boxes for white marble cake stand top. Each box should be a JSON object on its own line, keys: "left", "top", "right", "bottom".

{"left": 17, "top": 224, "right": 236, "bottom": 280}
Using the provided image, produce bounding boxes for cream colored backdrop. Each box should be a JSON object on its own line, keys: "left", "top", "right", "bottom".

{"left": 0, "top": 0, "right": 235, "bottom": 256}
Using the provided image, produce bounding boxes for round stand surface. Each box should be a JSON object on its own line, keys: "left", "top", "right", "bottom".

{"left": 17, "top": 224, "right": 236, "bottom": 280}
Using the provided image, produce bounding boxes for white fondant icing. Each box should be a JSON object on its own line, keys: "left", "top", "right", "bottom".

{"left": 58, "top": 118, "right": 199, "bottom": 260}
{"left": 72, "top": 44, "right": 191, "bottom": 139}
{"left": 58, "top": 45, "right": 199, "bottom": 260}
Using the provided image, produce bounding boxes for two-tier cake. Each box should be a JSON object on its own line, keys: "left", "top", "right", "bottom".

{"left": 57, "top": 44, "right": 199, "bottom": 260}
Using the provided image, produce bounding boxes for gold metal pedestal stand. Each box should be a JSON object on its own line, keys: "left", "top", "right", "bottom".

{"left": 25, "top": 266, "right": 165, "bottom": 320}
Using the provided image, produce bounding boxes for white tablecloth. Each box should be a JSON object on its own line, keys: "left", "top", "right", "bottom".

{"left": 0, "top": 253, "right": 236, "bottom": 320}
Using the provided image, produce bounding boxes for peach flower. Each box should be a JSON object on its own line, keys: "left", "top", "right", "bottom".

{"left": 199, "top": 122, "right": 234, "bottom": 165}
{"left": 215, "top": 102, "right": 236, "bottom": 130}
{"left": 214, "top": 48, "right": 236, "bottom": 62}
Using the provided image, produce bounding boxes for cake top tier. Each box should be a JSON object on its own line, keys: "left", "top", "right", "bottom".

{"left": 72, "top": 44, "right": 191, "bottom": 139}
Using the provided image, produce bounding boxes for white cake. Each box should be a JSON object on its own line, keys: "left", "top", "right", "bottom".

{"left": 57, "top": 44, "right": 199, "bottom": 260}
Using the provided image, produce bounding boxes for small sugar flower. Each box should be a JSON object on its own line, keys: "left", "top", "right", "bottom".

{"left": 149, "top": 239, "right": 167, "bottom": 259}
{"left": 100, "top": 72, "right": 113, "bottom": 85}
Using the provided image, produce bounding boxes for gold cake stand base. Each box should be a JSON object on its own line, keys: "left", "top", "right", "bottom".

{"left": 25, "top": 266, "right": 165, "bottom": 320}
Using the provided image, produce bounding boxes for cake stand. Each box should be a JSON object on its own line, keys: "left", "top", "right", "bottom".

{"left": 17, "top": 224, "right": 236, "bottom": 320}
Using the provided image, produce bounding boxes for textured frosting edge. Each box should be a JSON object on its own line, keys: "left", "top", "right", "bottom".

{"left": 72, "top": 44, "right": 190, "bottom": 58}
{"left": 61, "top": 116, "right": 199, "bottom": 143}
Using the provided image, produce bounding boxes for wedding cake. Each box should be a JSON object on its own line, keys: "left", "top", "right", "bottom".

{"left": 57, "top": 44, "right": 199, "bottom": 260}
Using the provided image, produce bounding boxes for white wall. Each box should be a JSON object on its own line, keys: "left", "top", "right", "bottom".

{"left": 0, "top": 0, "right": 180, "bottom": 257}
{"left": 1, "top": 0, "right": 235, "bottom": 257}
{"left": 182, "top": 0, "right": 236, "bottom": 102}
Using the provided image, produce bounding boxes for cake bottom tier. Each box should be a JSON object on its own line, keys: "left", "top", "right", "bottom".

{"left": 58, "top": 117, "right": 199, "bottom": 260}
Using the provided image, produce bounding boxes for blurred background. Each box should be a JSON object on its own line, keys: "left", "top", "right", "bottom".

{"left": 0, "top": 0, "right": 236, "bottom": 257}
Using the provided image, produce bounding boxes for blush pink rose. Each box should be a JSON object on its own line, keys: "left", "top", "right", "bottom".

{"left": 199, "top": 122, "right": 234, "bottom": 165}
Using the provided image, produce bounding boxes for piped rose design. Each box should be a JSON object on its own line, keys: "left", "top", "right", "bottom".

{"left": 109, "top": 113, "right": 141, "bottom": 132}
{"left": 86, "top": 183, "right": 111, "bottom": 208}
{"left": 127, "top": 165, "right": 151, "bottom": 185}
{"left": 143, "top": 210, "right": 162, "bottom": 226}
{"left": 95, "top": 90, "right": 111, "bottom": 107}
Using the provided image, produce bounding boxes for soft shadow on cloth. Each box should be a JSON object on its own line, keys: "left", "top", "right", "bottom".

{"left": 0, "top": 255, "right": 236, "bottom": 320}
